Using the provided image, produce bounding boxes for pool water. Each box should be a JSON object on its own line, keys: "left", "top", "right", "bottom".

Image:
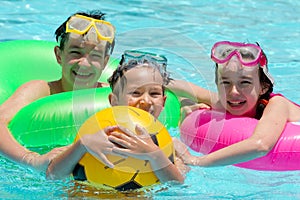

{"left": 1, "top": 0, "right": 300, "bottom": 199}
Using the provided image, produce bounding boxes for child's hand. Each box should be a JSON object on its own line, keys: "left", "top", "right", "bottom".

{"left": 108, "top": 124, "right": 160, "bottom": 160}
{"left": 23, "top": 146, "right": 69, "bottom": 172}
{"left": 180, "top": 103, "right": 211, "bottom": 124}
{"left": 173, "top": 138, "right": 207, "bottom": 166}
{"left": 79, "top": 126, "right": 119, "bottom": 168}
{"left": 175, "top": 156, "right": 191, "bottom": 175}
{"left": 173, "top": 138, "right": 194, "bottom": 164}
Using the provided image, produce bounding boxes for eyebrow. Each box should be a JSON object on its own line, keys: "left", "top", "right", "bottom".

{"left": 127, "top": 83, "right": 163, "bottom": 89}
{"left": 240, "top": 75, "right": 253, "bottom": 80}
{"left": 68, "top": 45, "right": 104, "bottom": 54}
{"left": 220, "top": 75, "right": 253, "bottom": 80}
{"left": 68, "top": 44, "right": 82, "bottom": 49}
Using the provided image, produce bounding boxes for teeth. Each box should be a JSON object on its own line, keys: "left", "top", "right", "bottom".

{"left": 228, "top": 101, "right": 244, "bottom": 105}
{"left": 74, "top": 71, "right": 91, "bottom": 76}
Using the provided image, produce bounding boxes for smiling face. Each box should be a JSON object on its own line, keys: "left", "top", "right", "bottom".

{"left": 216, "top": 56, "right": 265, "bottom": 117}
{"left": 54, "top": 33, "right": 109, "bottom": 91}
{"left": 109, "top": 65, "right": 166, "bottom": 118}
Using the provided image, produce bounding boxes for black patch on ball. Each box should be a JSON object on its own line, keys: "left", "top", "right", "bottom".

{"left": 73, "top": 163, "right": 87, "bottom": 181}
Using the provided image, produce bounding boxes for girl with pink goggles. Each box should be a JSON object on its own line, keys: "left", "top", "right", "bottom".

{"left": 211, "top": 41, "right": 274, "bottom": 84}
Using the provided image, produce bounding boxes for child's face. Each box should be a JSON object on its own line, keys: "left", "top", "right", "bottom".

{"left": 216, "top": 57, "right": 264, "bottom": 117}
{"left": 55, "top": 34, "right": 109, "bottom": 90}
{"left": 110, "top": 65, "right": 166, "bottom": 118}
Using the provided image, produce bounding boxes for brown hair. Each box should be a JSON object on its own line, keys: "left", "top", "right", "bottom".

{"left": 108, "top": 58, "right": 170, "bottom": 95}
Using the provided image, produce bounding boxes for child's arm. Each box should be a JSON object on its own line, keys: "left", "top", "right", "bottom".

{"left": 177, "top": 96, "right": 299, "bottom": 166}
{"left": 46, "top": 128, "right": 116, "bottom": 179}
{"left": 168, "top": 79, "right": 217, "bottom": 122}
{"left": 167, "top": 79, "right": 218, "bottom": 107}
{"left": 108, "top": 125, "right": 185, "bottom": 183}
{"left": 0, "top": 80, "right": 66, "bottom": 171}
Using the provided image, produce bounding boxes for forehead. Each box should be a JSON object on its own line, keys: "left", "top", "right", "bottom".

{"left": 65, "top": 33, "right": 107, "bottom": 50}
{"left": 218, "top": 64, "right": 259, "bottom": 78}
{"left": 124, "top": 66, "right": 164, "bottom": 86}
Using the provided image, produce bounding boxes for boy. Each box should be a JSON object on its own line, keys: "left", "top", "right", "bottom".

{"left": 0, "top": 10, "right": 115, "bottom": 171}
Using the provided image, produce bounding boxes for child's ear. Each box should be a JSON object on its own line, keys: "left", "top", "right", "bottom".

{"left": 104, "top": 55, "right": 110, "bottom": 67}
{"left": 109, "top": 93, "right": 118, "bottom": 106}
{"left": 163, "top": 95, "right": 167, "bottom": 107}
{"left": 54, "top": 46, "right": 62, "bottom": 65}
{"left": 260, "top": 83, "right": 270, "bottom": 95}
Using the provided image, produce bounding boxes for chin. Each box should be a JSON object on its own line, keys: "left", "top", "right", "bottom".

{"left": 227, "top": 108, "right": 245, "bottom": 116}
{"left": 73, "top": 81, "right": 96, "bottom": 89}
{"left": 152, "top": 111, "right": 160, "bottom": 119}
{"left": 72, "top": 85, "right": 89, "bottom": 90}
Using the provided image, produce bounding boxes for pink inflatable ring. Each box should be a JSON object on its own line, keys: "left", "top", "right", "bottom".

{"left": 180, "top": 109, "right": 300, "bottom": 171}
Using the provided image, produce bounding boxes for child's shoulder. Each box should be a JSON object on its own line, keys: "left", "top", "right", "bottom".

{"left": 268, "top": 94, "right": 300, "bottom": 117}
{"left": 270, "top": 93, "right": 298, "bottom": 106}
{"left": 16, "top": 80, "right": 49, "bottom": 95}
{"left": 268, "top": 94, "right": 290, "bottom": 106}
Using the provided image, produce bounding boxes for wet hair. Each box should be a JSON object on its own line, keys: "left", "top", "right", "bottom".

{"left": 214, "top": 49, "right": 274, "bottom": 119}
{"left": 255, "top": 66, "right": 273, "bottom": 119}
{"left": 54, "top": 10, "right": 115, "bottom": 55}
{"left": 108, "top": 58, "right": 171, "bottom": 95}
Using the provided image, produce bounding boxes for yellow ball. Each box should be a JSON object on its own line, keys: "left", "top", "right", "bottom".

{"left": 73, "top": 106, "right": 174, "bottom": 191}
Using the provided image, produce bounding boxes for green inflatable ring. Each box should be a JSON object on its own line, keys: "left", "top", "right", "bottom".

{"left": 0, "top": 40, "right": 119, "bottom": 104}
{"left": 0, "top": 40, "right": 180, "bottom": 147}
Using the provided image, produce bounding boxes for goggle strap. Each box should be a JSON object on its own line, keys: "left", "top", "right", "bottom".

{"left": 259, "top": 52, "right": 267, "bottom": 67}
{"left": 119, "top": 54, "right": 125, "bottom": 65}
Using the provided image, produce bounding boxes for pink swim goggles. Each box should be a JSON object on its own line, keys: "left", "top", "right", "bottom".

{"left": 211, "top": 41, "right": 274, "bottom": 84}
{"left": 211, "top": 41, "right": 267, "bottom": 67}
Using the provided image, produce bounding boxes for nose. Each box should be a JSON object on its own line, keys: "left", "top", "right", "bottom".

{"left": 140, "top": 93, "right": 152, "bottom": 104}
{"left": 138, "top": 94, "right": 152, "bottom": 109}
{"left": 77, "top": 56, "right": 91, "bottom": 68}
{"left": 229, "top": 84, "right": 240, "bottom": 95}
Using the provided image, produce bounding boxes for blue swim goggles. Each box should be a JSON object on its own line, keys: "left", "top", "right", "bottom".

{"left": 119, "top": 50, "right": 167, "bottom": 69}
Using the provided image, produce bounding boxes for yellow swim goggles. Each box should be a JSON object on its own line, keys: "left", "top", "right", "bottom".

{"left": 66, "top": 14, "right": 115, "bottom": 44}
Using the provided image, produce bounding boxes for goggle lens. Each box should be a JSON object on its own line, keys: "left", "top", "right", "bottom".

{"left": 122, "top": 50, "right": 167, "bottom": 68}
